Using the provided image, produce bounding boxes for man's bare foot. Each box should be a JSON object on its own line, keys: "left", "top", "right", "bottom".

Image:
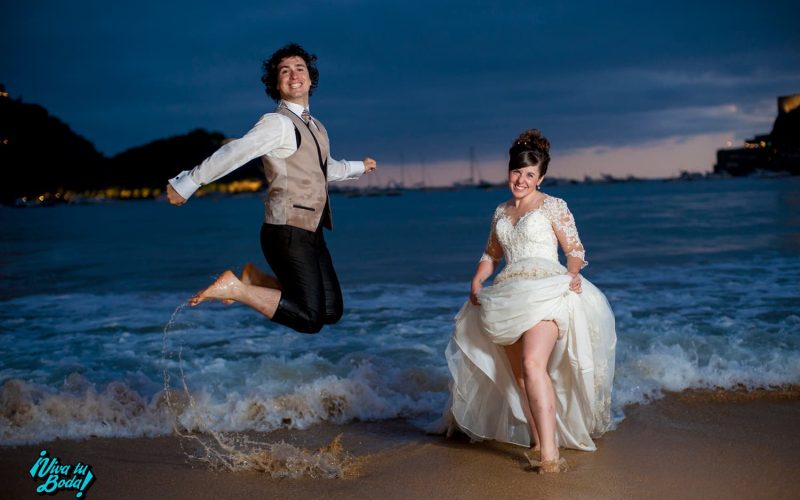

{"left": 241, "top": 262, "right": 282, "bottom": 290}
{"left": 190, "top": 271, "right": 242, "bottom": 306}
{"left": 240, "top": 262, "right": 256, "bottom": 286}
{"left": 220, "top": 263, "right": 282, "bottom": 305}
{"left": 221, "top": 266, "right": 247, "bottom": 305}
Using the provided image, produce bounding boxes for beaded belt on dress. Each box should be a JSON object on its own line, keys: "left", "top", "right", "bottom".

{"left": 493, "top": 266, "right": 563, "bottom": 285}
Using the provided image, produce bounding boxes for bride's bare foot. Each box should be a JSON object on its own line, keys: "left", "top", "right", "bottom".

{"left": 190, "top": 271, "right": 242, "bottom": 306}
{"left": 525, "top": 453, "right": 567, "bottom": 474}
{"left": 538, "top": 457, "right": 568, "bottom": 474}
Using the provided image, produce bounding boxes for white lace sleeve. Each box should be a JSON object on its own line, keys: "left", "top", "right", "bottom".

{"left": 479, "top": 205, "right": 504, "bottom": 263}
{"left": 542, "top": 197, "right": 587, "bottom": 268}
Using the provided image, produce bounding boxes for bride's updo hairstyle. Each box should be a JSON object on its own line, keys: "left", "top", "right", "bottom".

{"left": 509, "top": 129, "right": 551, "bottom": 176}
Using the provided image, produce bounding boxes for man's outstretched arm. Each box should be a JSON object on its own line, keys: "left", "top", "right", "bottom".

{"left": 327, "top": 156, "right": 376, "bottom": 182}
{"left": 166, "top": 114, "right": 296, "bottom": 204}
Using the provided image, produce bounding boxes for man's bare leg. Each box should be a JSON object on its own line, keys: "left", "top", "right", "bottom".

{"left": 190, "top": 270, "right": 280, "bottom": 318}
{"left": 221, "top": 263, "right": 282, "bottom": 305}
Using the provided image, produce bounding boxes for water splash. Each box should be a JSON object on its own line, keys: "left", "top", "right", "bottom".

{"left": 182, "top": 432, "right": 361, "bottom": 479}
{"left": 160, "top": 302, "right": 360, "bottom": 478}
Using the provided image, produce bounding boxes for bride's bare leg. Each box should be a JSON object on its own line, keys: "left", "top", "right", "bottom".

{"left": 520, "top": 321, "right": 560, "bottom": 464}
{"left": 504, "top": 341, "right": 540, "bottom": 452}
{"left": 190, "top": 270, "right": 281, "bottom": 318}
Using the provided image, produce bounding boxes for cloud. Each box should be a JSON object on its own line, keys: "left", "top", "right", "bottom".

{"left": 2, "top": 0, "right": 799, "bottom": 179}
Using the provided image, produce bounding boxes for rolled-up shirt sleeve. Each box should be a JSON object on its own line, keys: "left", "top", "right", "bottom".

{"left": 327, "top": 157, "right": 365, "bottom": 182}
{"left": 168, "top": 113, "right": 296, "bottom": 200}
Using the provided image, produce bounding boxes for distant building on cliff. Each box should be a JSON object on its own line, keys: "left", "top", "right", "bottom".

{"left": 714, "top": 94, "right": 800, "bottom": 176}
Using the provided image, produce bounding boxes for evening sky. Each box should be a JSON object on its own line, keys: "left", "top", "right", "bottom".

{"left": 3, "top": 0, "right": 799, "bottom": 181}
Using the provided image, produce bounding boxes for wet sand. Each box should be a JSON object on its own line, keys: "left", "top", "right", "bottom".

{"left": 2, "top": 391, "right": 799, "bottom": 500}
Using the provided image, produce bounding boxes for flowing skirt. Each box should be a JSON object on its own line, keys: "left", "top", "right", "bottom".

{"left": 445, "top": 257, "right": 616, "bottom": 450}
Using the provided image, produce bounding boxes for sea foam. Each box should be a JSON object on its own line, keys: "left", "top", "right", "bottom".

{"left": 1, "top": 253, "right": 798, "bottom": 445}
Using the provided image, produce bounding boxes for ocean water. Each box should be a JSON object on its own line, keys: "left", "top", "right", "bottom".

{"left": 1, "top": 178, "right": 799, "bottom": 445}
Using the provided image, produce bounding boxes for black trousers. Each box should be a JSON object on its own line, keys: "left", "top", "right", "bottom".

{"left": 260, "top": 223, "right": 343, "bottom": 334}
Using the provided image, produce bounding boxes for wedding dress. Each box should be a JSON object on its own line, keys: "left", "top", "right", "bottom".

{"left": 445, "top": 195, "right": 616, "bottom": 451}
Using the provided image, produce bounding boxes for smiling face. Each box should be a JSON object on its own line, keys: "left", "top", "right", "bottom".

{"left": 277, "top": 56, "right": 311, "bottom": 106}
{"left": 508, "top": 164, "right": 544, "bottom": 200}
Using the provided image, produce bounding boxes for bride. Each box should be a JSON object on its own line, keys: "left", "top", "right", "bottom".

{"left": 445, "top": 129, "right": 616, "bottom": 473}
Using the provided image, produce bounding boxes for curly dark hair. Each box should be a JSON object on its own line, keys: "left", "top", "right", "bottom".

{"left": 508, "top": 129, "right": 551, "bottom": 175}
{"left": 261, "top": 43, "right": 319, "bottom": 102}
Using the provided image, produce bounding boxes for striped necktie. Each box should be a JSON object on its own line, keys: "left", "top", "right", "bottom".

{"left": 301, "top": 108, "right": 311, "bottom": 124}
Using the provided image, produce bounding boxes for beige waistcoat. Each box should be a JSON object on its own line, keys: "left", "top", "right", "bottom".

{"left": 262, "top": 105, "right": 332, "bottom": 231}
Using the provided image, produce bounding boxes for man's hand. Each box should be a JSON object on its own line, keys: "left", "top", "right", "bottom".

{"left": 166, "top": 183, "right": 187, "bottom": 206}
{"left": 364, "top": 157, "right": 377, "bottom": 174}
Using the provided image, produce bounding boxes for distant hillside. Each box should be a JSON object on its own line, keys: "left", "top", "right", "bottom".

{"left": 0, "top": 86, "right": 105, "bottom": 200}
{"left": 105, "top": 128, "right": 264, "bottom": 191}
{"left": 108, "top": 129, "right": 227, "bottom": 188}
{"left": 0, "top": 86, "right": 263, "bottom": 202}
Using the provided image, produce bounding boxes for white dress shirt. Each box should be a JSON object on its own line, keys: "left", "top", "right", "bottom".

{"left": 169, "top": 100, "right": 365, "bottom": 200}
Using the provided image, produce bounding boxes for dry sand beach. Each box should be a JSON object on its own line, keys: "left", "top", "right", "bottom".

{"left": 2, "top": 390, "right": 799, "bottom": 500}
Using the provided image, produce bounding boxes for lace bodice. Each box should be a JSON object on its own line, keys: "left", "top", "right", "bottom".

{"left": 480, "top": 196, "right": 587, "bottom": 267}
